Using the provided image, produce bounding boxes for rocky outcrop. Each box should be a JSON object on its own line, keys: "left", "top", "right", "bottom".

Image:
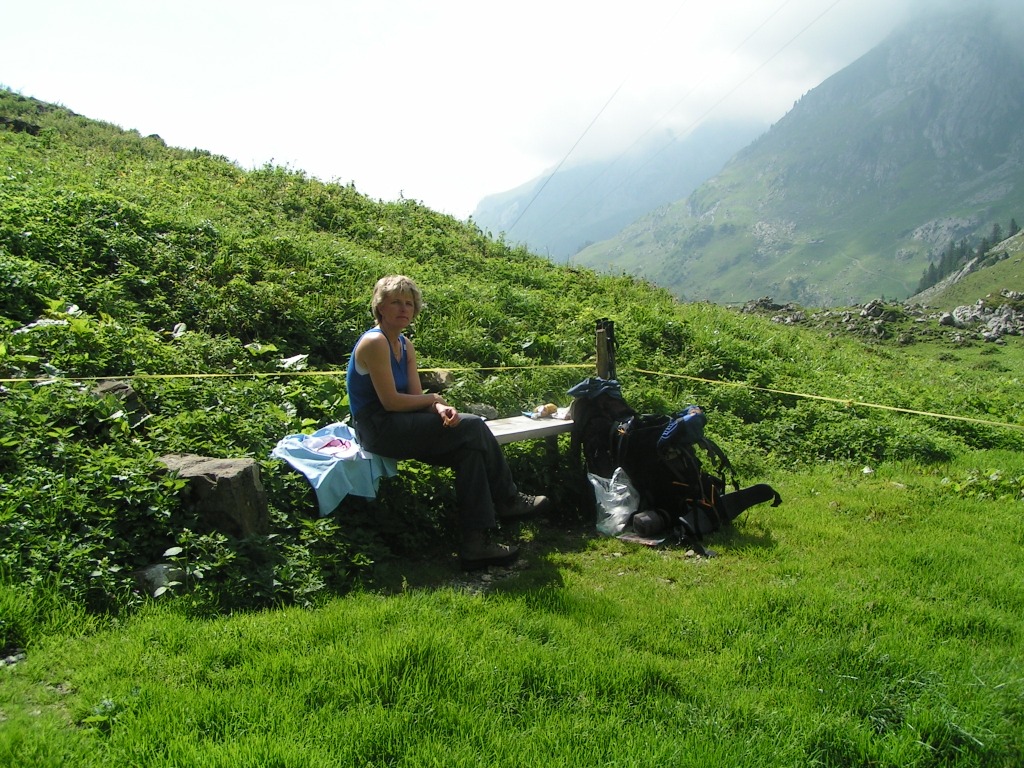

{"left": 939, "top": 291, "right": 1024, "bottom": 341}
{"left": 742, "top": 290, "right": 1024, "bottom": 343}
{"left": 158, "top": 453, "right": 270, "bottom": 537}
{"left": 92, "top": 380, "right": 151, "bottom": 427}
{"left": 0, "top": 116, "right": 42, "bottom": 135}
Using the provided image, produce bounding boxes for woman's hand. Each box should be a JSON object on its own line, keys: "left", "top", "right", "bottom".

{"left": 434, "top": 401, "right": 460, "bottom": 427}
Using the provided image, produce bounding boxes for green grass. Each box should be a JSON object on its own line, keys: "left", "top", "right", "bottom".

{"left": 3, "top": 452, "right": 1022, "bottom": 767}
{"left": 3, "top": 86, "right": 1024, "bottom": 766}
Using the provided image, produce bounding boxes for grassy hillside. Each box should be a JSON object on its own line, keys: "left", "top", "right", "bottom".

{"left": 0, "top": 91, "right": 666, "bottom": 371}
{"left": 2, "top": 85, "right": 1023, "bottom": 613}
{"left": 2, "top": 89, "right": 1024, "bottom": 767}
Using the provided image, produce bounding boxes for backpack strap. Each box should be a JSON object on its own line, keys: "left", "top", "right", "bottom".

{"left": 698, "top": 436, "right": 739, "bottom": 491}
{"left": 717, "top": 483, "right": 783, "bottom": 523}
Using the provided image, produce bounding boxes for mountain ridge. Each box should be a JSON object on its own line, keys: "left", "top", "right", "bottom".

{"left": 572, "top": 7, "right": 1024, "bottom": 307}
{"left": 470, "top": 118, "right": 766, "bottom": 260}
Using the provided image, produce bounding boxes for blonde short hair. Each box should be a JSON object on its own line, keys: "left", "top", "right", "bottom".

{"left": 370, "top": 275, "right": 423, "bottom": 322}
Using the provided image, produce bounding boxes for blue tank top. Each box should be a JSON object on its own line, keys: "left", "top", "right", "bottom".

{"left": 346, "top": 328, "right": 409, "bottom": 417}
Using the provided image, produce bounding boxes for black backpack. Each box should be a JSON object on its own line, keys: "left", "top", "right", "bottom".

{"left": 568, "top": 390, "right": 636, "bottom": 478}
{"left": 617, "top": 407, "right": 781, "bottom": 540}
{"left": 569, "top": 382, "right": 781, "bottom": 543}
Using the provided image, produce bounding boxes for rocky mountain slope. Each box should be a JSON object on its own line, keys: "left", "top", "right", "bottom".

{"left": 573, "top": 6, "right": 1024, "bottom": 307}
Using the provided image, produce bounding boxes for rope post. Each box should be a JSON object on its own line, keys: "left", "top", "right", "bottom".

{"left": 595, "top": 319, "right": 616, "bottom": 380}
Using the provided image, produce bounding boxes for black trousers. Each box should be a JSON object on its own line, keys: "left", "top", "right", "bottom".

{"left": 353, "top": 406, "right": 517, "bottom": 532}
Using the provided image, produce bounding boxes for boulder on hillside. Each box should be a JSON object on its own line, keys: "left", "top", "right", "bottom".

{"left": 420, "top": 369, "right": 454, "bottom": 392}
{"left": 463, "top": 403, "right": 500, "bottom": 420}
{"left": 159, "top": 454, "right": 269, "bottom": 537}
{"left": 92, "top": 379, "right": 151, "bottom": 427}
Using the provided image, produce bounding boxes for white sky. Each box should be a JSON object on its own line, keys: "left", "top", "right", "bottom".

{"left": 1, "top": 0, "right": 926, "bottom": 218}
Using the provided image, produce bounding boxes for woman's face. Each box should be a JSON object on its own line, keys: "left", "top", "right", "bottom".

{"left": 377, "top": 291, "right": 416, "bottom": 330}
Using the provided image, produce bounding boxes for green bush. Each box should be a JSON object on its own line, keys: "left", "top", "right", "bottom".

{"left": 2, "top": 85, "right": 1021, "bottom": 620}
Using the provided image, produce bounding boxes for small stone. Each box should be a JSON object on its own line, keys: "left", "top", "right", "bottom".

{"left": 2, "top": 651, "right": 27, "bottom": 668}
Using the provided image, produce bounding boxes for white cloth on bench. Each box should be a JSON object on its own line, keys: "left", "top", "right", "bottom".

{"left": 271, "top": 422, "right": 398, "bottom": 516}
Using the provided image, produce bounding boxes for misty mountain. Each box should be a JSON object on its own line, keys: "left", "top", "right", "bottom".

{"left": 573, "top": 6, "right": 1024, "bottom": 307}
{"left": 470, "top": 119, "right": 766, "bottom": 260}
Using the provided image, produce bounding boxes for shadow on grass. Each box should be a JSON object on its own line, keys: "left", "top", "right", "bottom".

{"left": 350, "top": 457, "right": 779, "bottom": 596}
{"left": 714, "top": 519, "right": 777, "bottom": 552}
{"left": 351, "top": 469, "right": 592, "bottom": 595}
{"left": 365, "top": 517, "right": 579, "bottom": 596}
{"left": 364, "top": 508, "right": 778, "bottom": 597}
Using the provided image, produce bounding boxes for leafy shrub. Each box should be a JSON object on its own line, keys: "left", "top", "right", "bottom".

{"left": 0, "top": 249, "right": 62, "bottom": 325}
{"left": 5, "top": 305, "right": 181, "bottom": 379}
{"left": 0, "top": 445, "right": 184, "bottom": 614}
{"left": 742, "top": 401, "right": 960, "bottom": 466}
{"left": 2, "top": 86, "right": 1018, "bottom": 622}
{"left": 939, "top": 468, "right": 1024, "bottom": 502}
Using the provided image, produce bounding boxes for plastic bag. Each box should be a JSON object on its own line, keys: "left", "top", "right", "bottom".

{"left": 588, "top": 467, "right": 639, "bottom": 536}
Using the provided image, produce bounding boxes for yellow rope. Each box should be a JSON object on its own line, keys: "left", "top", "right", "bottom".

{"left": 2, "top": 362, "right": 1021, "bottom": 432}
{"left": 629, "top": 368, "right": 1024, "bottom": 432}
{"left": 0, "top": 363, "right": 592, "bottom": 385}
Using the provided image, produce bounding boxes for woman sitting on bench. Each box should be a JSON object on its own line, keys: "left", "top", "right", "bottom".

{"left": 346, "top": 274, "right": 549, "bottom": 570}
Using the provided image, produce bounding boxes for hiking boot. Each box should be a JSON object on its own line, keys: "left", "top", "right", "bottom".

{"left": 497, "top": 492, "right": 550, "bottom": 521}
{"left": 459, "top": 531, "right": 519, "bottom": 571}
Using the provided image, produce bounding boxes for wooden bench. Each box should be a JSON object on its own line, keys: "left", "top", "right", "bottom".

{"left": 274, "top": 415, "right": 577, "bottom": 514}
{"left": 485, "top": 415, "right": 574, "bottom": 445}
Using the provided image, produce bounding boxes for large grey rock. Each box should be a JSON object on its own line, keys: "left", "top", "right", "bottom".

{"left": 419, "top": 369, "right": 454, "bottom": 392}
{"left": 464, "top": 403, "right": 500, "bottom": 420}
{"left": 159, "top": 454, "right": 269, "bottom": 537}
